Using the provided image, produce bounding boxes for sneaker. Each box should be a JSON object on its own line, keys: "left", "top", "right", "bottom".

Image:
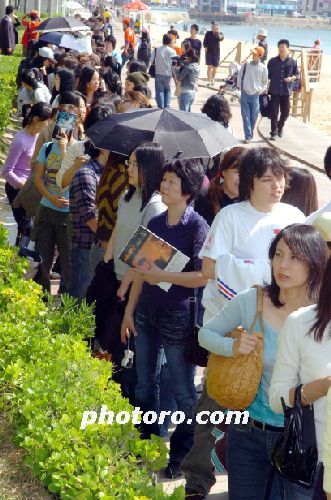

{"left": 244, "top": 138, "right": 251, "bottom": 144}
{"left": 185, "top": 488, "right": 206, "bottom": 499}
{"left": 206, "top": 82, "right": 211, "bottom": 87}
{"left": 164, "top": 461, "right": 182, "bottom": 479}
{"left": 270, "top": 133, "right": 276, "bottom": 141}
{"left": 277, "top": 127, "right": 283, "bottom": 137}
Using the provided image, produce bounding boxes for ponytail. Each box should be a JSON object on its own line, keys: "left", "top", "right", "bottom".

{"left": 22, "top": 102, "right": 52, "bottom": 129}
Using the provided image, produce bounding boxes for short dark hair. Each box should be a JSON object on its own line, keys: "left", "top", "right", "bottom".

{"left": 324, "top": 146, "right": 331, "bottom": 179}
{"left": 163, "top": 34, "right": 173, "bottom": 45}
{"left": 267, "top": 224, "right": 328, "bottom": 307}
{"left": 84, "top": 106, "right": 112, "bottom": 158}
{"left": 125, "top": 142, "right": 166, "bottom": 210}
{"left": 239, "top": 147, "right": 289, "bottom": 201}
{"left": 22, "top": 102, "right": 52, "bottom": 128}
{"left": 104, "top": 35, "right": 116, "bottom": 48}
{"left": 281, "top": 167, "right": 318, "bottom": 216}
{"left": 58, "top": 91, "right": 81, "bottom": 107}
{"left": 191, "top": 24, "right": 199, "bottom": 32}
{"left": 186, "top": 48, "right": 199, "bottom": 63}
{"left": 5, "top": 5, "right": 14, "bottom": 15}
{"left": 201, "top": 94, "right": 232, "bottom": 127}
{"left": 127, "top": 59, "right": 147, "bottom": 74}
{"left": 278, "top": 39, "right": 289, "bottom": 48}
{"left": 163, "top": 159, "right": 204, "bottom": 204}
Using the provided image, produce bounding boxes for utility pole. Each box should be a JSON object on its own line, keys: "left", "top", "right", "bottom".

{"left": 35, "top": 0, "right": 41, "bottom": 13}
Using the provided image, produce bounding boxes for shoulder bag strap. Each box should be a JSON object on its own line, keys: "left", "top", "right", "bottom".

{"left": 249, "top": 285, "right": 264, "bottom": 336}
{"left": 152, "top": 47, "right": 157, "bottom": 64}
{"left": 241, "top": 62, "right": 247, "bottom": 91}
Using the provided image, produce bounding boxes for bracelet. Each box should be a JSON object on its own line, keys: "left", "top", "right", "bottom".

{"left": 301, "top": 384, "right": 312, "bottom": 405}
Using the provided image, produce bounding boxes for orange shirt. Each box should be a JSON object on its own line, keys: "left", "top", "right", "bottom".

{"left": 22, "top": 19, "right": 41, "bottom": 47}
{"left": 124, "top": 27, "right": 135, "bottom": 48}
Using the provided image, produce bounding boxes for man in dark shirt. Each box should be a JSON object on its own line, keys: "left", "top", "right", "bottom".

{"left": 168, "top": 23, "right": 179, "bottom": 42}
{"left": 184, "top": 24, "right": 202, "bottom": 60}
{"left": 257, "top": 28, "right": 268, "bottom": 63}
{"left": 267, "top": 39, "right": 299, "bottom": 140}
{"left": 0, "top": 5, "right": 16, "bottom": 55}
{"left": 203, "top": 21, "right": 224, "bottom": 86}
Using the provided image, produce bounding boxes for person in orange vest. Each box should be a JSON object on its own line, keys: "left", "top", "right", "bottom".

{"left": 22, "top": 10, "right": 41, "bottom": 57}
{"left": 121, "top": 18, "right": 136, "bottom": 65}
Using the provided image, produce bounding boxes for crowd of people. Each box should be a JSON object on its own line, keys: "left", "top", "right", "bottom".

{"left": 1, "top": 5, "right": 331, "bottom": 500}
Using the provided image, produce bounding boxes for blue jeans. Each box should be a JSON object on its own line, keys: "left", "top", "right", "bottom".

{"left": 69, "top": 247, "right": 92, "bottom": 300}
{"left": 155, "top": 74, "right": 172, "bottom": 109}
{"left": 135, "top": 304, "right": 196, "bottom": 463}
{"left": 227, "top": 422, "right": 285, "bottom": 500}
{"left": 240, "top": 91, "right": 260, "bottom": 140}
{"left": 179, "top": 91, "right": 195, "bottom": 112}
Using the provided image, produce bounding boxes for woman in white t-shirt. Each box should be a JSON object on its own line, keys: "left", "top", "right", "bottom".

{"left": 104, "top": 142, "right": 166, "bottom": 294}
{"left": 182, "top": 148, "right": 305, "bottom": 499}
{"left": 270, "top": 257, "right": 331, "bottom": 499}
{"left": 200, "top": 147, "right": 305, "bottom": 321}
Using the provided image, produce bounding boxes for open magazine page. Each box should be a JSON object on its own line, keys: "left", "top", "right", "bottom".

{"left": 119, "top": 225, "right": 190, "bottom": 291}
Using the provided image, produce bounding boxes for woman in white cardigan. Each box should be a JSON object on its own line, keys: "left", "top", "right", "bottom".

{"left": 270, "top": 257, "right": 331, "bottom": 499}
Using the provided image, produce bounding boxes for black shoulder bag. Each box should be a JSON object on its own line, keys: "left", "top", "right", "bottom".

{"left": 148, "top": 48, "right": 157, "bottom": 78}
{"left": 271, "top": 384, "right": 318, "bottom": 487}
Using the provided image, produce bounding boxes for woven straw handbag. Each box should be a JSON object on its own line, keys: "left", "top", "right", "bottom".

{"left": 206, "top": 286, "right": 264, "bottom": 411}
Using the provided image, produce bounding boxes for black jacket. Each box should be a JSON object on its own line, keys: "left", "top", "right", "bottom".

{"left": 267, "top": 55, "right": 299, "bottom": 96}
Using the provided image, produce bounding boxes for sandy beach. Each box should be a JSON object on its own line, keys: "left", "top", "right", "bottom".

{"left": 147, "top": 23, "right": 331, "bottom": 135}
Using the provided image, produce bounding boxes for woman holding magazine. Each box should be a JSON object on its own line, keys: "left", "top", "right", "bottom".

{"left": 103, "top": 142, "right": 166, "bottom": 292}
{"left": 120, "top": 158, "right": 209, "bottom": 479}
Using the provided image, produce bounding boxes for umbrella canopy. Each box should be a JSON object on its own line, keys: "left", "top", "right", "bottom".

{"left": 123, "top": 1, "right": 149, "bottom": 10}
{"left": 39, "top": 31, "right": 63, "bottom": 45}
{"left": 86, "top": 108, "right": 239, "bottom": 160}
{"left": 35, "top": 16, "right": 90, "bottom": 33}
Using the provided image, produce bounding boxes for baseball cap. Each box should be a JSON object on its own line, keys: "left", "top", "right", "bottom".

{"left": 251, "top": 46, "right": 265, "bottom": 58}
{"left": 39, "top": 47, "right": 56, "bottom": 63}
{"left": 257, "top": 28, "right": 267, "bottom": 37}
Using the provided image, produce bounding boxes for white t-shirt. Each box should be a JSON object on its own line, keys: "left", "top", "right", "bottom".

{"left": 269, "top": 305, "right": 331, "bottom": 463}
{"left": 199, "top": 200, "right": 305, "bottom": 317}
{"left": 56, "top": 141, "right": 87, "bottom": 190}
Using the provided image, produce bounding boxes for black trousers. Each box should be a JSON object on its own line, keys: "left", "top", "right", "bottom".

{"left": 269, "top": 95, "right": 291, "bottom": 135}
{"left": 5, "top": 182, "right": 32, "bottom": 246}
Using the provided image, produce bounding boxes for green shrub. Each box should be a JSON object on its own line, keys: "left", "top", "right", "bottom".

{"left": 0, "top": 231, "right": 184, "bottom": 499}
{"left": 0, "top": 56, "right": 21, "bottom": 136}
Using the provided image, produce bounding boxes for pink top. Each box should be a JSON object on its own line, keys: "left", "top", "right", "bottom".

{"left": 2, "top": 130, "right": 38, "bottom": 189}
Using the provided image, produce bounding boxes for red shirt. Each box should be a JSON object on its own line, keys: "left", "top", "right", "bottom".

{"left": 124, "top": 27, "right": 135, "bottom": 48}
{"left": 22, "top": 19, "right": 41, "bottom": 47}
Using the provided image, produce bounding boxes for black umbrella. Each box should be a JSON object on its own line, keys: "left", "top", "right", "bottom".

{"left": 35, "top": 16, "right": 89, "bottom": 33}
{"left": 86, "top": 108, "right": 239, "bottom": 160}
{"left": 39, "top": 31, "right": 63, "bottom": 45}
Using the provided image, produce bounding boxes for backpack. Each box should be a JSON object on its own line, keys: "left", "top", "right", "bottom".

{"left": 137, "top": 41, "right": 149, "bottom": 61}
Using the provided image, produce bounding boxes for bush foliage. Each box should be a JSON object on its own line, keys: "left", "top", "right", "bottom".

{"left": 0, "top": 56, "right": 21, "bottom": 136}
{"left": 0, "top": 227, "right": 183, "bottom": 499}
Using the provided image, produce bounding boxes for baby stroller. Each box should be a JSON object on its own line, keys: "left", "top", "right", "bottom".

{"left": 219, "top": 61, "right": 241, "bottom": 102}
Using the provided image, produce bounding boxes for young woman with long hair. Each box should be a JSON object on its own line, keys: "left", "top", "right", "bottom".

{"left": 195, "top": 146, "right": 245, "bottom": 226}
{"left": 77, "top": 66, "right": 100, "bottom": 107}
{"left": 281, "top": 166, "right": 318, "bottom": 216}
{"left": 50, "top": 68, "right": 75, "bottom": 108}
{"left": 270, "top": 255, "right": 331, "bottom": 499}
{"left": 104, "top": 142, "right": 166, "bottom": 296}
{"left": 2, "top": 102, "right": 52, "bottom": 246}
{"left": 199, "top": 224, "right": 328, "bottom": 499}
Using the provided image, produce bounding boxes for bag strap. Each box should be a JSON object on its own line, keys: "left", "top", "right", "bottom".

{"left": 152, "top": 47, "right": 157, "bottom": 65}
{"left": 249, "top": 285, "right": 264, "bottom": 336}
{"left": 241, "top": 62, "right": 248, "bottom": 91}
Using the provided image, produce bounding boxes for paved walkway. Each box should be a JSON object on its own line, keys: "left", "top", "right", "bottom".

{"left": 258, "top": 115, "right": 330, "bottom": 173}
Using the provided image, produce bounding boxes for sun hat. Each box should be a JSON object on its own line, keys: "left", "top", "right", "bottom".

{"left": 312, "top": 212, "right": 331, "bottom": 242}
{"left": 251, "top": 46, "right": 265, "bottom": 58}
{"left": 257, "top": 28, "right": 267, "bottom": 37}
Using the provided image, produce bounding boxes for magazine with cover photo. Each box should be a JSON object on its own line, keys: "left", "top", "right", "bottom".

{"left": 52, "top": 110, "right": 77, "bottom": 141}
{"left": 119, "top": 225, "right": 190, "bottom": 291}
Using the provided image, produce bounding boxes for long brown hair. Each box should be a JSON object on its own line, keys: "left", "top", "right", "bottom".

{"left": 281, "top": 167, "right": 318, "bottom": 216}
{"left": 207, "top": 146, "right": 245, "bottom": 215}
{"left": 310, "top": 257, "right": 331, "bottom": 342}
